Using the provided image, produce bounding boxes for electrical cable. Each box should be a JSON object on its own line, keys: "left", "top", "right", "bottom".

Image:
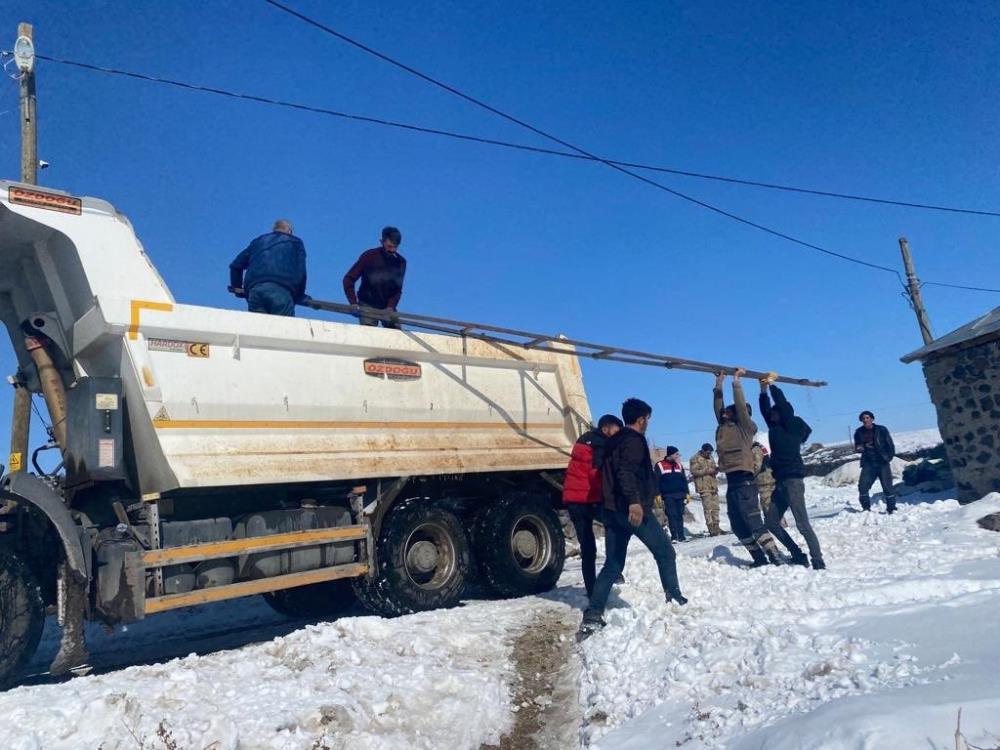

{"left": 20, "top": 49, "right": 1000, "bottom": 293}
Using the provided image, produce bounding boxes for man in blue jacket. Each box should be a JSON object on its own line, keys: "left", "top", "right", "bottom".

{"left": 229, "top": 220, "right": 307, "bottom": 317}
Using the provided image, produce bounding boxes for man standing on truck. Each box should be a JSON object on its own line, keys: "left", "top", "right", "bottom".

{"left": 342, "top": 226, "right": 406, "bottom": 328}
{"left": 714, "top": 370, "right": 784, "bottom": 567}
{"left": 562, "top": 414, "right": 624, "bottom": 598}
{"left": 854, "top": 410, "right": 897, "bottom": 513}
{"left": 690, "top": 443, "right": 723, "bottom": 536}
{"left": 229, "top": 219, "right": 307, "bottom": 317}
{"left": 581, "top": 398, "right": 687, "bottom": 635}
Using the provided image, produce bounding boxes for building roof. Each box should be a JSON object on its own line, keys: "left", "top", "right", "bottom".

{"left": 901, "top": 306, "right": 1000, "bottom": 363}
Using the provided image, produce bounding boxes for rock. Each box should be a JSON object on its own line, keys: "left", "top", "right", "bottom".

{"left": 976, "top": 512, "right": 1000, "bottom": 532}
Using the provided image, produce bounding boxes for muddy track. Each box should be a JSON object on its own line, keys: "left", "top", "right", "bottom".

{"left": 482, "top": 607, "right": 581, "bottom": 750}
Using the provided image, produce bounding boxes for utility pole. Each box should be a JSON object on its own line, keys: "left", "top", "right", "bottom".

{"left": 8, "top": 22, "right": 37, "bottom": 474}
{"left": 899, "top": 237, "right": 934, "bottom": 346}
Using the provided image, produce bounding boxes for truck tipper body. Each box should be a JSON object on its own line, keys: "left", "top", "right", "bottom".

{"left": 0, "top": 181, "right": 588, "bottom": 685}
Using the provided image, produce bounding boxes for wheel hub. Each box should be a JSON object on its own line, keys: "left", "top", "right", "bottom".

{"left": 407, "top": 540, "right": 440, "bottom": 573}
{"left": 513, "top": 529, "right": 538, "bottom": 558}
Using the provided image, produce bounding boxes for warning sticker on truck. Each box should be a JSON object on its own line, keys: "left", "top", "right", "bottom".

{"left": 148, "top": 338, "right": 210, "bottom": 358}
{"left": 8, "top": 186, "right": 83, "bottom": 215}
{"left": 363, "top": 358, "right": 422, "bottom": 381}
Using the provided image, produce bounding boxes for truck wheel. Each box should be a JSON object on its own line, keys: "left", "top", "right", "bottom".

{"left": 262, "top": 579, "right": 355, "bottom": 619}
{"left": 353, "top": 500, "right": 470, "bottom": 616}
{"left": 0, "top": 547, "right": 45, "bottom": 689}
{"left": 475, "top": 496, "right": 565, "bottom": 598}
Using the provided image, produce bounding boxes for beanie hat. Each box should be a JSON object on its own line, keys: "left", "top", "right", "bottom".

{"left": 701, "top": 443, "right": 713, "bottom": 452}
{"left": 666, "top": 445, "right": 680, "bottom": 457}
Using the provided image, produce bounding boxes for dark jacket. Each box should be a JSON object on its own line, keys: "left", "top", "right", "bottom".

{"left": 759, "top": 385, "right": 812, "bottom": 480}
{"left": 854, "top": 424, "right": 895, "bottom": 465}
{"left": 601, "top": 427, "right": 657, "bottom": 513}
{"left": 343, "top": 247, "right": 407, "bottom": 310}
{"left": 714, "top": 381, "right": 758, "bottom": 476}
{"left": 655, "top": 457, "right": 689, "bottom": 497}
{"left": 563, "top": 429, "right": 608, "bottom": 504}
{"left": 230, "top": 232, "right": 307, "bottom": 301}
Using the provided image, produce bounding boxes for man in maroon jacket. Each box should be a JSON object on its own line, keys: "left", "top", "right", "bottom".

{"left": 563, "top": 414, "right": 623, "bottom": 597}
{"left": 342, "top": 226, "right": 406, "bottom": 328}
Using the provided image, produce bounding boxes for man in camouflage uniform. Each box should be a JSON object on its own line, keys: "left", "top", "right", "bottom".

{"left": 689, "top": 443, "right": 723, "bottom": 536}
{"left": 753, "top": 442, "right": 776, "bottom": 516}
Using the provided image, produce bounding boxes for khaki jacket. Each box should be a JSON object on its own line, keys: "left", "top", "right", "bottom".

{"left": 714, "top": 381, "right": 758, "bottom": 475}
{"left": 689, "top": 451, "right": 719, "bottom": 494}
{"left": 752, "top": 444, "right": 775, "bottom": 488}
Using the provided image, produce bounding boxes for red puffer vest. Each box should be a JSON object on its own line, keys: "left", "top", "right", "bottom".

{"left": 563, "top": 430, "right": 605, "bottom": 504}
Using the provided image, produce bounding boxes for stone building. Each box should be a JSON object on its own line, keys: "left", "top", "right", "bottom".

{"left": 902, "top": 307, "right": 1000, "bottom": 503}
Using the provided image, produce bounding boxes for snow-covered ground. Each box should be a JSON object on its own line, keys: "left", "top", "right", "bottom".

{"left": 2, "top": 477, "right": 999, "bottom": 749}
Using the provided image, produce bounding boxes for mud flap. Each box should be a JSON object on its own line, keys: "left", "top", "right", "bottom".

{"left": 50, "top": 561, "right": 89, "bottom": 675}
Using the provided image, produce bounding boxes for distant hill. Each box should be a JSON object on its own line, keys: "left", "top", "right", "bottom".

{"left": 801, "top": 428, "right": 943, "bottom": 477}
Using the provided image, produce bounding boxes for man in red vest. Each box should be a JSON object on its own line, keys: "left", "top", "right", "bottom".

{"left": 563, "top": 414, "right": 624, "bottom": 597}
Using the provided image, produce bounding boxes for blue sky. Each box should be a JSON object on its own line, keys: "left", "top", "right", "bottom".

{"left": 2, "top": 0, "right": 999, "bottom": 460}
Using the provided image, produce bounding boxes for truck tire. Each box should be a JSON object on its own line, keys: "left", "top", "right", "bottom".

{"left": 262, "top": 579, "right": 355, "bottom": 619}
{"left": 352, "top": 500, "right": 470, "bottom": 616}
{"left": 0, "top": 547, "right": 45, "bottom": 689}
{"left": 474, "top": 495, "right": 565, "bottom": 598}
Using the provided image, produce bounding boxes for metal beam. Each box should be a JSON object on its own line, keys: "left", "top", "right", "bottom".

{"left": 301, "top": 298, "right": 827, "bottom": 387}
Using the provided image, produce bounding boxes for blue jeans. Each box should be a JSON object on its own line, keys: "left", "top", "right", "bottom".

{"left": 248, "top": 282, "right": 295, "bottom": 317}
{"left": 586, "top": 507, "right": 681, "bottom": 615}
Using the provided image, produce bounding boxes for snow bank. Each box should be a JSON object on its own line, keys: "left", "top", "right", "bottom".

{"left": 581, "top": 485, "right": 1000, "bottom": 749}
{"left": 823, "top": 457, "right": 912, "bottom": 487}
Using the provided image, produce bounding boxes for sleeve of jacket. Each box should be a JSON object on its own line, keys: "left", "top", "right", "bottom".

{"left": 342, "top": 251, "right": 367, "bottom": 306}
{"left": 229, "top": 245, "right": 251, "bottom": 288}
{"left": 758, "top": 390, "right": 772, "bottom": 422}
{"left": 769, "top": 385, "right": 795, "bottom": 425}
{"left": 733, "top": 381, "right": 756, "bottom": 433}
{"left": 713, "top": 387, "right": 725, "bottom": 425}
{"left": 688, "top": 457, "right": 700, "bottom": 478}
{"left": 590, "top": 435, "right": 606, "bottom": 470}
{"left": 853, "top": 426, "right": 863, "bottom": 451}
{"left": 386, "top": 258, "right": 406, "bottom": 311}
{"left": 616, "top": 435, "right": 646, "bottom": 505}
{"left": 294, "top": 241, "right": 307, "bottom": 302}
{"left": 883, "top": 427, "right": 896, "bottom": 459}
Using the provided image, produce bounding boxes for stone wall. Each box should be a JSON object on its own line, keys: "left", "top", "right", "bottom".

{"left": 922, "top": 337, "right": 1000, "bottom": 503}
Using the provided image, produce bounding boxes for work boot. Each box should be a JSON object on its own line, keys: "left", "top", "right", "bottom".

{"left": 748, "top": 547, "right": 769, "bottom": 568}
{"left": 885, "top": 498, "right": 897, "bottom": 515}
{"left": 789, "top": 552, "right": 809, "bottom": 567}
{"left": 666, "top": 591, "right": 688, "bottom": 606}
{"left": 766, "top": 550, "right": 785, "bottom": 566}
{"left": 859, "top": 497, "right": 871, "bottom": 511}
{"left": 581, "top": 609, "right": 606, "bottom": 630}
{"left": 811, "top": 557, "right": 826, "bottom": 571}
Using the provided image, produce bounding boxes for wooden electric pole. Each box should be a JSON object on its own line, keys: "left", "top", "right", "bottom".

{"left": 898, "top": 237, "right": 934, "bottom": 346}
{"left": 8, "top": 21, "right": 37, "bottom": 473}
{"left": 18, "top": 22, "right": 37, "bottom": 184}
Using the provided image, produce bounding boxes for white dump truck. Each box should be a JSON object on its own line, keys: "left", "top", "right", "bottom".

{"left": 0, "top": 180, "right": 594, "bottom": 686}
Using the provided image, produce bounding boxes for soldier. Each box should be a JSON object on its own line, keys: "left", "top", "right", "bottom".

{"left": 689, "top": 443, "right": 723, "bottom": 536}
{"left": 753, "top": 442, "right": 776, "bottom": 516}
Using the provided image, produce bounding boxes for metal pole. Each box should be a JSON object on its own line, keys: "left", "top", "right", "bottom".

{"left": 898, "top": 237, "right": 934, "bottom": 346}
{"left": 9, "top": 22, "right": 37, "bottom": 473}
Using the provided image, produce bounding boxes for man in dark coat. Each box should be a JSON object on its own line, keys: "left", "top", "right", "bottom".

{"left": 760, "top": 379, "right": 825, "bottom": 569}
{"left": 854, "top": 411, "right": 897, "bottom": 513}
{"left": 581, "top": 398, "right": 686, "bottom": 634}
{"left": 342, "top": 226, "right": 406, "bottom": 328}
{"left": 655, "top": 446, "right": 689, "bottom": 542}
{"left": 229, "top": 219, "right": 307, "bottom": 317}
{"left": 562, "top": 414, "right": 623, "bottom": 597}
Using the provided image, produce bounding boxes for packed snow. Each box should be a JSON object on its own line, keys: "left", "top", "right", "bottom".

{"left": 2, "top": 475, "right": 999, "bottom": 749}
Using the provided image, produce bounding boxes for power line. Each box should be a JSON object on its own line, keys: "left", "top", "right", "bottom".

{"left": 26, "top": 52, "right": 998, "bottom": 219}
{"left": 20, "top": 50, "right": 1000, "bottom": 293}
{"left": 262, "top": 0, "right": 905, "bottom": 277}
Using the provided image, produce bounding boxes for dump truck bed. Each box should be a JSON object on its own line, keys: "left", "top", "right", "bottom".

{"left": 0, "top": 181, "right": 590, "bottom": 495}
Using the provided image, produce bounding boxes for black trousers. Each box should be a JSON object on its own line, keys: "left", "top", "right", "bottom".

{"left": 726, "top": 477, "right": 777, "bottom": 555}
{"left": 663, "top": 493, "right": 687, "bottom": 541}
{"left": 567, "top": 503, "right": 600, "bottom": 596}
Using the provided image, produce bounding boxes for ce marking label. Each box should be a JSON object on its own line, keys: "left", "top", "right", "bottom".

{"left": 187, "top": 343, "right": 210, "bottom": 358}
